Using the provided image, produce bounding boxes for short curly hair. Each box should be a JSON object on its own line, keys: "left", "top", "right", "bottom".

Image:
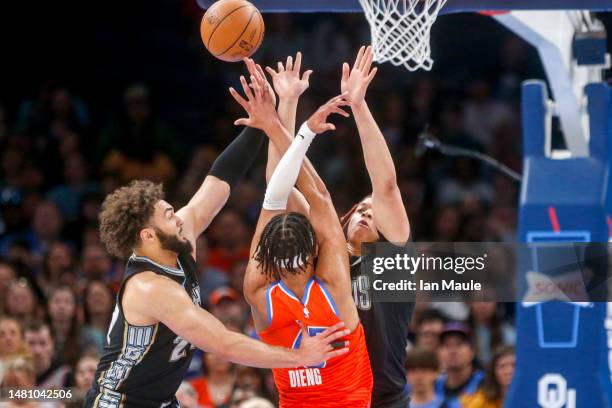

{"left": 99, "top": 180, "right": 164, "bottom": 259}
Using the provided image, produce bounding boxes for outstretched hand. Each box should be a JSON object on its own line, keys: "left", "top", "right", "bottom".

{"left": 229, "top": 70, "right": 279, "bottom": 131}
{"left": 297, "top": 322, "right": 350, "bottom": 367}
{"left": 341, "top": 45, "right": 378, "bottom": 106}
{"left": 265, "top": 52, "right": 313, "bottom": 101}
{"left": 306, "top": 93, "right": 350, "bottom": 134}
{"left": 243, "top": 57, "right": 277, "bottom": 107}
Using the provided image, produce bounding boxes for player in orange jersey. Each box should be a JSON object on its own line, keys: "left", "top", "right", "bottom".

{"left": 229, "top": 56, "right": 373, "bottom": 407}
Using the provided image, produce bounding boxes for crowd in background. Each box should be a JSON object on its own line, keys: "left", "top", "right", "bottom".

{"left": 0, "top": 2, "right": 545, "bottom": 407}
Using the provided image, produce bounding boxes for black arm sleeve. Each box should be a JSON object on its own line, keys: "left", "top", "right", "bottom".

{"left": 208, "top": 126, "right": 266, "bottom": 189}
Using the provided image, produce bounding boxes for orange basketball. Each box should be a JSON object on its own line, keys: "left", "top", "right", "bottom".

{"left": 200, "top": 0, "right": 265, "bottom": 62}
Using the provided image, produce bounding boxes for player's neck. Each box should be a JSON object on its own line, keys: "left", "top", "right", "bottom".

{"left": 347, "top": 241, "right": 361, "bottom": 256}
{"left": 410, "top": 388, "right": 435, "bottom": 404}
{"left": 282, "top": 271, "right": 313, "bottom": 300}
{"left": 134, "top": 246, "right": 178, "bottom": 270}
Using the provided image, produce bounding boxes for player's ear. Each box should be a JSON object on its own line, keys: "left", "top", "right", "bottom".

{"left": 140, "top": 227, "right": 155, "bottom": 244}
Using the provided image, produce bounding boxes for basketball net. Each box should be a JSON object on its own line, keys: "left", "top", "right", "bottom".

{"left": 358, "top": 0, "right": 447, "bottom": 71}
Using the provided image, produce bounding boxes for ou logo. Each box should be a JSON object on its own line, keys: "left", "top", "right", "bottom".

{"left": 538, "top": 374, "right": 576, "bottom": 408}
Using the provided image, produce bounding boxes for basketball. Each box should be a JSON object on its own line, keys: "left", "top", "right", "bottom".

{"left": 200, "top": 0, "right": 265, "bottom": 62}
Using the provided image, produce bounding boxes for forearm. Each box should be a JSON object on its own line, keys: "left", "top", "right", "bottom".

{"left": 209, "top": 126, "right": 266, "bottom": 189}
{"left": 183, "top": 176, "right": 230, "bottom": 234}
{"left": 183, "top": 308, "right": 301, "bottom": 368}
{"left": 266, "top": 98, "right": 298, "bottom": 182}
{"left": 352, "top": 102, "right": 397, "bottom": 192}
{"left": 219, "top": 330, "right": 301, "bottom": 368}
{"left": 264, "top": 121, "right": 328, "bottom": 205}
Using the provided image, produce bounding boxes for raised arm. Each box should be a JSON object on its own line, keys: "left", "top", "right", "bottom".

{"left": 259, "top": 54, "right": 312, "bottom": 215}
{"left": 124, "top": 272, "right": 349, "bottom": 368}
{"left": 229, "top": 70, "right": 349, "bottom": 305}
{"left": 231, "top": 67, "right": 349, "bottom": 242}
{"left": 176, "top": 123, "right": 266, "bottom": 255}
{"left": 341, "top": 46, "right": 411, "bottom": 244}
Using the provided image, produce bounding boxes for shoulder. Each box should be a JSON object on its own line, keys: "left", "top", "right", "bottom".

{"left": 123, "top": 271, "right": 179, "bottom": 300}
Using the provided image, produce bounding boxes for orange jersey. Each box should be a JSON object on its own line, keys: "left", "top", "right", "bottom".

{"left": 258, "top": 277, "right": 373, "bottom": 407}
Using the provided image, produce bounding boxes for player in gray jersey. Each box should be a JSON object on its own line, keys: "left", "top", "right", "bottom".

{"left": 86, "top": 76, "right": 350, "bottom": 407}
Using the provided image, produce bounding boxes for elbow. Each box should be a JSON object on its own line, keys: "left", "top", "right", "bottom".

{"left": 315, "top": 183, "right": 331, "bottom": 201}
{"left": 376, "top": 177, "right": 398, "bottom": 198}
{"left": 215, "top": 345, "right": 233, "bottom": 361}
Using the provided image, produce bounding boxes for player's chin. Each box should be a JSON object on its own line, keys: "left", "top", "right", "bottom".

{"left": 352, "top": 229, "right": 378, "bottom": 245}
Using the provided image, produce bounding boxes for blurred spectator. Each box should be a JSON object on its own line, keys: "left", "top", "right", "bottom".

{"left": 209, "top": 287, "right": 248, "bottom": 327}
{"left": 1, "top": 200, "right": 64, "bottom": 262}
{"left": 0, "top": 260, "right": 17, "bottom": 314}
{"left": 98, "top": 84, "right": 182, "bottom": 183}
{"left": 228, "top": 260, "right": 248, "bottom": 296}
{"left": 46, "top": 285, "right": 96, "bottom": 366}
{"left": 190, "top": 352, "right": 236, "bottom": 407}
{"left": 462, "top": 79, "right": 514, "bottom": 149}
{"left": 228, "top": 181, "right": 263, "bottom": 226}
{"left": 433, "top": 205, "right": 460, "bottom": 242}
{"left": 405, "top": 347, "right": 444, "bottom": 408}
{"left": 437, "top": 159, "right": 493, "bottom": 206}
{"left": 47, "top": 153, "right": 98, "bottom": 221}
{"left": 467, "top": 302, "right": 516, "bottom": 365}
{"left": 238, "top": 397, "right": 275, "bottom": 408}
{"left": 74, "top": 354, "right": 100, "bottom": 393}
{"left": 6, "top": 278, "right": 42, "bottom": 324}
{"left": 408, "top": 75, "right": 438, "bottom": 132}
{"left": 379, "top": 93, "right": 408, "bottom": 150}
{"left": 196, "top": 236, "right": 229, "bottom": 308}
{"left": 176, "top": 146, "right": 219, "bottom": 204}
{"left": 82, "top": 280, "right": 114, "bottom": 355}
{"left": 177, "top": 381, "right": 202, "bottom": 408}
{"left": 412, "top": 309, "right": 447, "bottom": 351}
{"left": 1, "top": 147, "right": 25, "bottom": 189}
{"left": 80, "top": 243, "right": 114, "bottom": 282}
{"left": 430, "top": 302, "right": 470, "bottom": 323}
{"left": 16, "top": 86, "right": 89, "bottom": 139}
{"left": 0, "top": 317, "right": 27, "bottom": 383}
{"left": 0, "top": 354, "right": 36, "bottom": 389}
{"left": 0, "top": 186, "right": 25, "bottom": 237}
{"left": 461, "top": 347, "right": 515, "bottom": 408}
{"left": 233, "top": 366, "right": 273, "bottom": 403}
{"left": 24, "top": 321, "right": 70, "bottom": 388}
{"left": 435, "top": 322, "right": 484, "bottom": 407}
{"left": 207, "top": 210, "right": 251, "bottom": 272}
{"left": 39, "top": 241, "right": 74, "bottom": 293}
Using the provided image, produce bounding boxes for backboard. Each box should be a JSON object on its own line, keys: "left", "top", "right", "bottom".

{"left": 197, "top": 0, "right": 612, "bottom": 13}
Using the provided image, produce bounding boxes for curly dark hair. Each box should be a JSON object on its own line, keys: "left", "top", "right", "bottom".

{"left": 254, "top": 212, "right": 316, "bottom": 281}
{"left": 99, "top": 180, "right": 164, "bottom": 259}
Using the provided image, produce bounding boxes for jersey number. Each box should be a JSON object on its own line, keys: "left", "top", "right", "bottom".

{"left": 170, "top": 337, "right": 189, "bottom": 362}
{"left": 294, "top": 326, "right": 329, "bottom": 368}
{"left": 352, "top": 275, "right": 371, "bottom": 311}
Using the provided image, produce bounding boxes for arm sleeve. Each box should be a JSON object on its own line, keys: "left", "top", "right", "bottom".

{"left": 208, "top": 127, "right": 266, "bottom": 190}
{"left": 263, "top": 122, "right": 316, "bottom": 210}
